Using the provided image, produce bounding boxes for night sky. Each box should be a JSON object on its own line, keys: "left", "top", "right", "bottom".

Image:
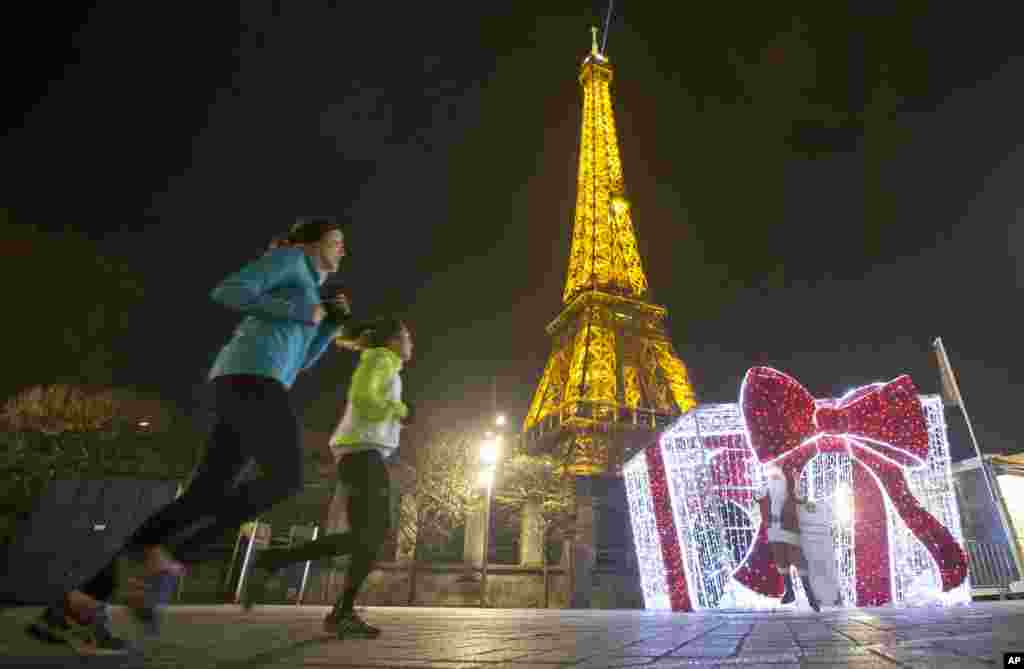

{"left": 4, "top": 4, "right": 1022, "bottom": 461}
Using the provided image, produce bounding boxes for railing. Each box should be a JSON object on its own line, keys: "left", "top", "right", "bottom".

{"left": 966, "top": 540, "right": 1019, "bottom": 593}
{"left": 523, "top": 401, "right": 675, "bottom": 443}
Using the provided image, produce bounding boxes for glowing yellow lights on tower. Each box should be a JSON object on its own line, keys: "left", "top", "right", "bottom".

{"left": 523, "top": 29, "right": 696, "bottom": 476}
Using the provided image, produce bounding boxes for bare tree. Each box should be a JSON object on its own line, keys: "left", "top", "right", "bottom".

{"left": 392, "top": 429, "right": 478, "bottom": 604}
{"left": 495, "top": 449, "right": 576, "bottom": 608}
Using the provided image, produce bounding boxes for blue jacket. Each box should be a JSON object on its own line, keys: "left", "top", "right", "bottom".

{"left": 208, "top": 247, "right": 344, "bottom": 388}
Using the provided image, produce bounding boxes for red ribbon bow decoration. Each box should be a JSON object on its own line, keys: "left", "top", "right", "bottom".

{"left": 731, "top": 367, "right": 968, "bottom": 604}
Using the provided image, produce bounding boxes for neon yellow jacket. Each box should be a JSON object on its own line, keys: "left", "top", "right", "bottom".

{"left": 330, "top": 347, "right": 408, "bottom": 459}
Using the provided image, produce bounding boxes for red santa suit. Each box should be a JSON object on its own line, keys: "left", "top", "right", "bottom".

{"left": 765, "top": 466, "right": 806, "bottom": 571}
{"left": 759, "top": 464, "right": 819, "bottom": 609}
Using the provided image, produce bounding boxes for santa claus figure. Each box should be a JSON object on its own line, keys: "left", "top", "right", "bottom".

{"left": 759, "top": 463, "right": 821, "bottom": 611}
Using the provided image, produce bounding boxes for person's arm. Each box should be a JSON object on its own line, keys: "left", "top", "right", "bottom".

{"left": 210, "top": 248, "right": 319, "bottom": 324}
{"left": 301, "top": 292, "right": 352, "bottom": 370}
{"left": 349, "top": 350, "right": 408, "bottom": 422}
{"left": 302, "top": 317, "right": 348, "bottom": 370}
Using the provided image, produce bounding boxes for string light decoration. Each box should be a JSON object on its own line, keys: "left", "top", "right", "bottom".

{"left": 623, "top": 367, "right": 971, "bottom": 611}
{"left": 623, "top": 455, "right": 670, "bottom": 609}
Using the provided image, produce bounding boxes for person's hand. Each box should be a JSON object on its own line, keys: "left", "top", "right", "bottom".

{"left": 325, "top": 292, "right": 350, "bottom": 314}
{"left": 335, "top": 334, "right": 365, "bottom": 351}
{"left": 400, "top": 401, "right": 415, "bottom": 427}
{"left": 312, "top": 304, "right": 327, "bottom": 324}
{"left": 323, "top": 292, "right": 351, "bottom": 321}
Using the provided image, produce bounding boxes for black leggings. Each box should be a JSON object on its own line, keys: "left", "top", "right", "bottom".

{"left": 78, "top": 561, "right": 117, "bottom": 603}
{"left": 109, "top": 375, "right": 303, "bottom": 571}
{"left": 259, "top": 449, "right": 390, "bottom": 612}
{"left": 49, "top": 560, "right": 117, "bottom": 616}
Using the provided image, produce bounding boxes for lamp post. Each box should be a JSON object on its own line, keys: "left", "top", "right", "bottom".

{"left": 478, "top": 433, "right": 500, "bottom": 606}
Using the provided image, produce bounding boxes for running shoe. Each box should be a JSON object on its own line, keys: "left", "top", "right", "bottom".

{"left": 26, "top": 606, "right": 128, "bottom": 656}
{"left": 330, "top": 610, "right": 381, "bottom": 639}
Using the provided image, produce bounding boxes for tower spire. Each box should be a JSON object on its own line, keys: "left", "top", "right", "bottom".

{"left": 564, "top": 25, "right": 642, "bottom": 304}
{"left": 601, "top": 0, "right": 614, "bottom": 55}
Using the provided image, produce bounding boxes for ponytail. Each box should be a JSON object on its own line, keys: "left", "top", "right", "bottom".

{"left": 346, "top": 317, "right": 406, "bottom": 350}
{"left": 287, "top": 217, "right": 343, "bottom": 245}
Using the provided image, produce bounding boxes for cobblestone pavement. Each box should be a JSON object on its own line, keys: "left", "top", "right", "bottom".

{"left": 1, "top": 601, "right": 1021, "bottom": 668}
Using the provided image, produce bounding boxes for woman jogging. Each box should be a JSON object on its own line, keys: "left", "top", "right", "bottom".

{"left": 48, "top": 217, "right": 352, "bottom": 639}
{"left": 243, "top": 317, "right": 413, "bottom": 639}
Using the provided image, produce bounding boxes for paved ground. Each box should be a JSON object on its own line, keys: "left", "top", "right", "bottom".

{"left": 1, "top": 602, "right": 1021, "bottom": 668}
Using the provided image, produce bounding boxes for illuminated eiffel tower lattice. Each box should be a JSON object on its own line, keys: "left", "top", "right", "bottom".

{"left": 523, "top": 28, "right": 696, "bottom": 476}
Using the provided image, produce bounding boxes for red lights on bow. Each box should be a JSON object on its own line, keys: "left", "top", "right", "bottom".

{"left": 735, "top": 367, "right": 968, "bottom": 603}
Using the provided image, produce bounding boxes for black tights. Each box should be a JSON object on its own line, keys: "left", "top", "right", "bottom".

{"left": 81, "top": 375, "right": 303, "bottom": 593}
{"left": 259, "top": 450, "right": 390, "bottom": 614}
{"left": 48, "top": 561, "right": 117, "bottom": 619}
{"left": 79, "top": 561, "right": 117, "bottom": 603}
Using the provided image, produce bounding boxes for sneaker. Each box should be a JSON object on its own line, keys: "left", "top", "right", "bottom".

{"left": 93, "top": 626, "right": 134, "bottom": 653}
{"left": 323, "top": 607, "right": 365, "bottom": 626}
{"left": 331, "top": 610, "right": 380, "bottom": 639}
{"left": 26, "top": 608, "right": 127, "bottom": 656}
{"left": 26, "top": 607, "right": 71, "bottom": 645}
{"left": 322, "top": 609, "right": 340, "bottom": 633}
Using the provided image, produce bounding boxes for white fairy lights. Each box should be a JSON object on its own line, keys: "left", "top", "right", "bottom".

{"left": 624, "top": 394, "right": 971, "bottom": 610}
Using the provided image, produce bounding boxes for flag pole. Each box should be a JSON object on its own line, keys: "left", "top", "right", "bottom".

{"left": 933, "top": 337, "right": 1024, "bottom": 582}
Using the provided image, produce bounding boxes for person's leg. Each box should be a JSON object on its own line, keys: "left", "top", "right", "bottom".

{"left": 112, "top": 409, "right": 251, "bottom": 635}
{"left": 127, "top": 376, "right": 301, "bottom": 635}
{"left": 37, "top": 559, "right": 115, "bottom": 636}
{"left": 240, "top": 455, "right": 366, "bottom": 612}
{"left": 253, "top": 523, "right": 358, "bottom": 568}
{"left": 160, "top": 377, "right": 304, "bottom": 563}
{"left": 126, "top": 379, "right": 258, "bottom": 559}
{"left": 794, "top": 547, "right": 819, "bottom": 611}
{"left": 771, "top": 541, "right": 795, "bottom": 603}
{"left": 253, "top": 453, "right": 376, "bottom": 571}
{"left": 329, "top": 452, "right": 389, "bottom": 637}
{"left": 27, "top": 587, "right": 127, "bottom": 655}
{"left": 73, "top": 562, "right": 134, "bottom": 651}
{"left": 79, "top": 560, "right": 117, "bottom": 603}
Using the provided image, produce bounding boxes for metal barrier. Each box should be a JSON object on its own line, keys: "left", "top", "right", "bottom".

{"left": 966, "top": 540, "right": 1018, "bottom": 595}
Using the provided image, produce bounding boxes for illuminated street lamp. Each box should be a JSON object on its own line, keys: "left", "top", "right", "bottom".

{"left": 480, "top": 436, "right": 501, "bottom": 467}
{"left": 478, "top": 435, "right": 502, "bottom": 606}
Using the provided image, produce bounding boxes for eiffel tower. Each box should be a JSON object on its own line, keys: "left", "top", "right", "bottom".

{"left": 523, "top": 27, "right": 696, "bottom": 477}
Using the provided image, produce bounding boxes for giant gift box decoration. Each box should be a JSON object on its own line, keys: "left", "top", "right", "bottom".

{"left": 623, "top": 367, "right": 971, "bottom": 610}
